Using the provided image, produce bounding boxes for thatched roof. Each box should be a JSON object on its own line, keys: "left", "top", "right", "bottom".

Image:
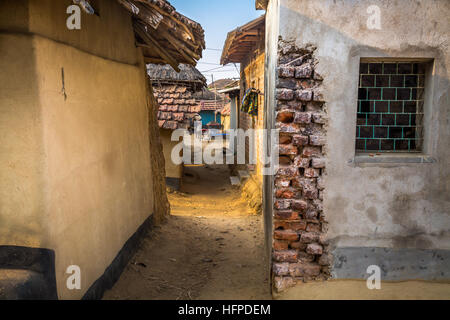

{"left": 192, "top": 87, "right": 224, "bottom": 101}
{"left": 147, "top": 63, "right": 206, "bottom": 84}
{"left": 221, "top": 15, "right": 265, "bottom": 65}
{"left": 113, "top": 0, "right": 205, "bottom": 71}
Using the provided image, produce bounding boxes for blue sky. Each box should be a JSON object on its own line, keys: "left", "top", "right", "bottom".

{"left": 169, "top": 0, "right": 262, "bottom": 83}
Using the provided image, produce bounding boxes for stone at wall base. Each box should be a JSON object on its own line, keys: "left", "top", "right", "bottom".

{"left": 0, "top": 246, "right": 57, "bottom": 300}
{"left": 165, "top": 177, "right": 181, "bottom": 191}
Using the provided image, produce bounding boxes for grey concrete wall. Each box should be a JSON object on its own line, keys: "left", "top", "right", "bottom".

{"left": 278, "top": 0, "right": 450, "bottom": 279}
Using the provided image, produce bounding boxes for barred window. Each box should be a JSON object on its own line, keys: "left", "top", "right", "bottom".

{"left": 356, "top": 61, "right": 425, "bottom": 152}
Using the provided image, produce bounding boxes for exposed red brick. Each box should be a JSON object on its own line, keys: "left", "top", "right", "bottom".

{"left": 274, "top": 199, "right": 291, "bottom": 210}
{"left": 276, "top": 88, "right": 294, "bottom": 101}
{"left": 302, "top": 146, "right": 322, "bottom": 157}
{"left": 273, "top": 262, "right": 290, "bottom": 276}
{"left": 275, "top": 179, "right": 291, "bottom": 188}
{"left": 306, "top": 243, "right": 323, "bottom": 255}
{"left": 276, "top": 166, "right": 298, "bottom": 178}
{"left": 295, "top": 89, "right": 313, "bottom": 101}
{"left": 312, "top": 112, "right": 326, "bottom": 124}
{"left": 278, "top": 66, "right": 295, "bottom": 78}
{"left": 293, "top": 156, "right": 311, "bottom": 168}
{"left": 274, "top": 230, "right": 299, "bottom": 241}
{"left": 273, "top": 276, "right": 296, "bottom": 292}
{"left": 306, "top": 223, "right": 321, "bottom": 233}
{"left": 292, "top": 134, "right": 309, "bottom": 146}
{"left": 275, "top": 188, "right": 300, "bottom": 199}
{"left": 310, "top": 135, "right": 326, "bottom": 146}
{"left": 277, "top": 110, "right": 294, "bottom": 123}
{"left": 273, "top": 250, "right": 298, "bottom": 262}
{"left": 304, "top": 168, "right": 319, "bottom": 178}
{"left": 300, "top": 232, "right": 319, "bottom": 243}
{"left": 274, "top": 210, "right": 300, "bottom": 220}
{"left": 279, "top": 156, "right": 292, "bottom": 165}
{"left": 289, "top": 241, "right": 306, "bottom": 250}
{"left": 318, "top": 254, "right": 331, "bottom": 266}
{"left": 279, "top": 144, "right": 298, "bottom": 155}
{"left": 291, "top": 199, "right": 308, "bottom": 212}
{"left": 273, "top": 240, "right": 289, "bottom": 251}
{"left": 294, "top": 64, "right": 313, "bottom": 78}
{"left": 294, "top": 112, "right": 311, "bottom": 124}
{"left": 273, "top": 40, "right": 329, "bottom": 285}
{"left": 277, "top": 122, "right": 301, "bottom": 133}
{"left": 289, "top": 262, "right": 321, "bottom": 277}
{"left": 279, "top": 135, "right": 292, "bottom": 145}
{"left": 312, "top": 158, "right": 326, "bottom": 168}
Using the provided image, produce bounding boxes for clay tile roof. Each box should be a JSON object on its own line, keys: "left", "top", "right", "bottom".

{"left": 199, "top": 100, "right": 226, "bottom": 111}
{"left": 148, "top": 62, "right": 206, "bottom": 130}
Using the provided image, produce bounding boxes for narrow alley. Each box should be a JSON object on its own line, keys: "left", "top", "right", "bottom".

{"left": 103, "top": 164, "right": 270, "bottom": 300}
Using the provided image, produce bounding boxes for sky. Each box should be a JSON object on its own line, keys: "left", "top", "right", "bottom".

{"left": 169, "top": 0, "right": 262, "bottom": 84}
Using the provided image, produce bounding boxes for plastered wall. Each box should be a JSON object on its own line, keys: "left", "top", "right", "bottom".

{"left": 1, "top": 0, "right": 155, "bottom": 299}
{"left": 276, "top": 0, "right": 450, "bottom": 281}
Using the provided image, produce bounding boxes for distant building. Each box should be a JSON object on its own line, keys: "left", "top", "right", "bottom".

{"left": 148, "top": 64, "right": 206, "bottom": 190}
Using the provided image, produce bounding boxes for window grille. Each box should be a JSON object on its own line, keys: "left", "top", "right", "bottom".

{"left": 356, "top": 61, "right": 425, "bottom": 152}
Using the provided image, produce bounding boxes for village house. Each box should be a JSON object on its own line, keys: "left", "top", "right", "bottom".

{"left": 255, "top": 0, "right": 450, "bottom": 298}
{"left": 216, "top": 80, "right": 240, "bottom": 132}
{"left": 0, "top": 0, "right": 203, "bottom": 299}
{"left": 220, "top": 15, "right": 266, "bottom": 214}
{"left": 148, "top": 63, "right": 205, "bottom": 190}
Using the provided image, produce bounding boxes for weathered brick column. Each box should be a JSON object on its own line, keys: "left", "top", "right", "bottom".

{"left": 272, "top": 40, "right": 330, "bottom": 292}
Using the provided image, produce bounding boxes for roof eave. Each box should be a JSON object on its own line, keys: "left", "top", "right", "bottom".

{"left": 255, "top": 0, "right": 268, "bottom": 10}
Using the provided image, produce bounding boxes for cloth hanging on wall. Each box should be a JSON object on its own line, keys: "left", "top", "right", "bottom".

{"left": 241, "top": 88, "right": 259, "bottom": 116}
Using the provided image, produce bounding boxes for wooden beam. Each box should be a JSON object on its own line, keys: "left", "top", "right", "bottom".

{"left": 133, "top": 0, "right": 196, "bottom": 43}
{"left": 134, "top": 22, "right": 180, "bottom": 72}
{"left": 157, "top": 27, "right": 200, "bottom": 63}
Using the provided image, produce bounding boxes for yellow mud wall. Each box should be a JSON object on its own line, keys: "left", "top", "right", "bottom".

{"left": 222, "top": 115, "right": 230, "bottom": 131}
{"left": 160, "top": 128, "right": 183, "bottom": 180}
{"left": 1, "top": 0, "right": 154, "bottom": 299}
{"left": 0, "top": 1, "right": 45, "bottom": 248}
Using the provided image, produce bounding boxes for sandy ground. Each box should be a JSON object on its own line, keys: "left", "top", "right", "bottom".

{"left": 103, "top": 164, "right": 271, "bottom": 300}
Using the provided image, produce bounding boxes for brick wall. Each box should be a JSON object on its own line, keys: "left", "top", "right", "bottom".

{"left": 272, "top": 40, "right": 330, "bottom": 292}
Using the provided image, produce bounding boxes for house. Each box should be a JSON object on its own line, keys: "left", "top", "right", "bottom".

{"left": 148, "top": 63, "right": 205, "bottom": 190}
{"left": 0, "top": 0, "right": 203, "bottom": 299}
{"left": 255, "top": 0, "right": 450, "bottom": 298}
{"left": 221, "top": 15, "right": 266, "bottom": 213}
{"left": 217, "top": 80, "right": 240, "bottom": 132}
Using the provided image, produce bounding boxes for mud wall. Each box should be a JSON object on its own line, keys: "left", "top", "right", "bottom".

{"left": 0, "top": 0, "right": 162, "bottom": 299}
{"left": 159, "top": 128, "right": 184, "bottom": 190}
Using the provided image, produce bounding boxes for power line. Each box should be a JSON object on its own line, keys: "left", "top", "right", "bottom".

{"left": 197, "top": 62, "right": 222, "bottom": 65}
{"left": 199, "top": 63, "right": 236, "bottom": 73}
{"left": 201, "top": 70, "right": 240, "bottom": 73}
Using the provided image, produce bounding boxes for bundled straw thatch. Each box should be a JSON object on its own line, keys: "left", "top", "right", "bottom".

{"left": 109, "top": 0, "right": 204, "bottom": 71}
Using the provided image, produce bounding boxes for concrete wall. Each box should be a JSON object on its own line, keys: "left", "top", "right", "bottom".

{"left": 0, "top": 0, "right": 155, "bottom": 299}
{"left": 277, "top": 0, "right": 450, "bottom": 282}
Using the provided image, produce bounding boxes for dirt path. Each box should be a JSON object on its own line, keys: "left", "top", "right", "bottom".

{"left": 103, "top": 165, "right": 271, "bottom": 300}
